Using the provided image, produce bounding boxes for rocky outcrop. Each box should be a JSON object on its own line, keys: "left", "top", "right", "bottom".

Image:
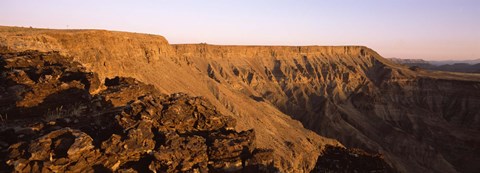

{"left": 0, "top": 50, "right": 101, "bottom": 120}
{"left": 311, "top": 145, "right": 392, "bottom": 173}
{"left": 0, "top": 50, "right": 278, "bottom": 172}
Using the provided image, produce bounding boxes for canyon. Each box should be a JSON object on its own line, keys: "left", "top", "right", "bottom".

{"left": 389, "top": 58, "right": 480, "bottom": 73}
{"left": 1, "top": 26, "right": 479, "bottom": 172}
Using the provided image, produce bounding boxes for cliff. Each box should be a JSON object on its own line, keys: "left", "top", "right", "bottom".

{"left": 2, "top": 26, "right": 479, "bottom": 172}
{"left": 172, "top": 44, "right": 480, "bottom": 173}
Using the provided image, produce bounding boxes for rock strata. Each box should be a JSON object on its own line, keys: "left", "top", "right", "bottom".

{"left": 172, "top": 44, "right": 480, "bottom": 173}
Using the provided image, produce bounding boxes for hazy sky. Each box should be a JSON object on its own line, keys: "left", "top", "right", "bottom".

{"left": 1, "top": 0, "right": 479, "bottom": 60}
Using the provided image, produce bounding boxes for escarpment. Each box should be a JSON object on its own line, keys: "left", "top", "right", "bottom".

{"left": 172, "top": 44, "right": 480, "bottom": 173}
{"left": 2, "top": 26, "right": 479, "bottom": 172}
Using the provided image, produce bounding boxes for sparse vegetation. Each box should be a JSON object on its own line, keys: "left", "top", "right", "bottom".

{"left": 0, "top": 113, "right": 7, "bottom": 127}
{"left": 45, "top": 105, "right": 63, "bottom": 121}
{"left": 44, "top": 103, "right": 86, "bottom": 121}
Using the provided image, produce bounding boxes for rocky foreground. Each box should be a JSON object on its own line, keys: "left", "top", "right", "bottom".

{"left": 0, "top": 50, "right": 275, "bottom": 172}
{"left": 0, "top": 50, "right": 390, "bottom": 172}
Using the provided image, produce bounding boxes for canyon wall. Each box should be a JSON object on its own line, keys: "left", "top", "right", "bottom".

{"left": 172, "top": 44, "right": 480, "bottom": 173}
{"left": 2, "top": 26, "right": 480, "bottom": 172}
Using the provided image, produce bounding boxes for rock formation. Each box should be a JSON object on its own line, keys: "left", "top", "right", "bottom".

{"left": 0, "top": 50, "right": 281, "bottom": 172}
{"left": 1, "top": 26, "right": 479, "bottom": 172}
{"left": 311, "top": 145, "right": 393, "bottom": 173}
{"left": 172, "top": 44, "right": 480, "bottom": 173}
{"left": 0, "top": 26, "right": 342, "bottom": 172}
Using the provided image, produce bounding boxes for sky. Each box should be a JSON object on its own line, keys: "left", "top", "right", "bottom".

{"left": 1, "top": 0, "right": 479, "bottom": 60}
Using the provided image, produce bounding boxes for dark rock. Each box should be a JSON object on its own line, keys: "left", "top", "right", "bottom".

{"left": 101, "top": 76, "right": 162, "bottom": 107}
{"left": 207, "top": 130, "right": 255, "bottom": 167}
{"left": 0, "top": 50, "right": 100, "bottom": 120}
{"left": 311, "top": 145, "right": 393, "bottom": 173}
{"left": 7, "top": 128, "right": 99, "bottom": 172}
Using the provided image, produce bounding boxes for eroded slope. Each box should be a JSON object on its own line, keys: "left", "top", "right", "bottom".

{"left": 172, "top": 44, "right": 480, "bottom": 173}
